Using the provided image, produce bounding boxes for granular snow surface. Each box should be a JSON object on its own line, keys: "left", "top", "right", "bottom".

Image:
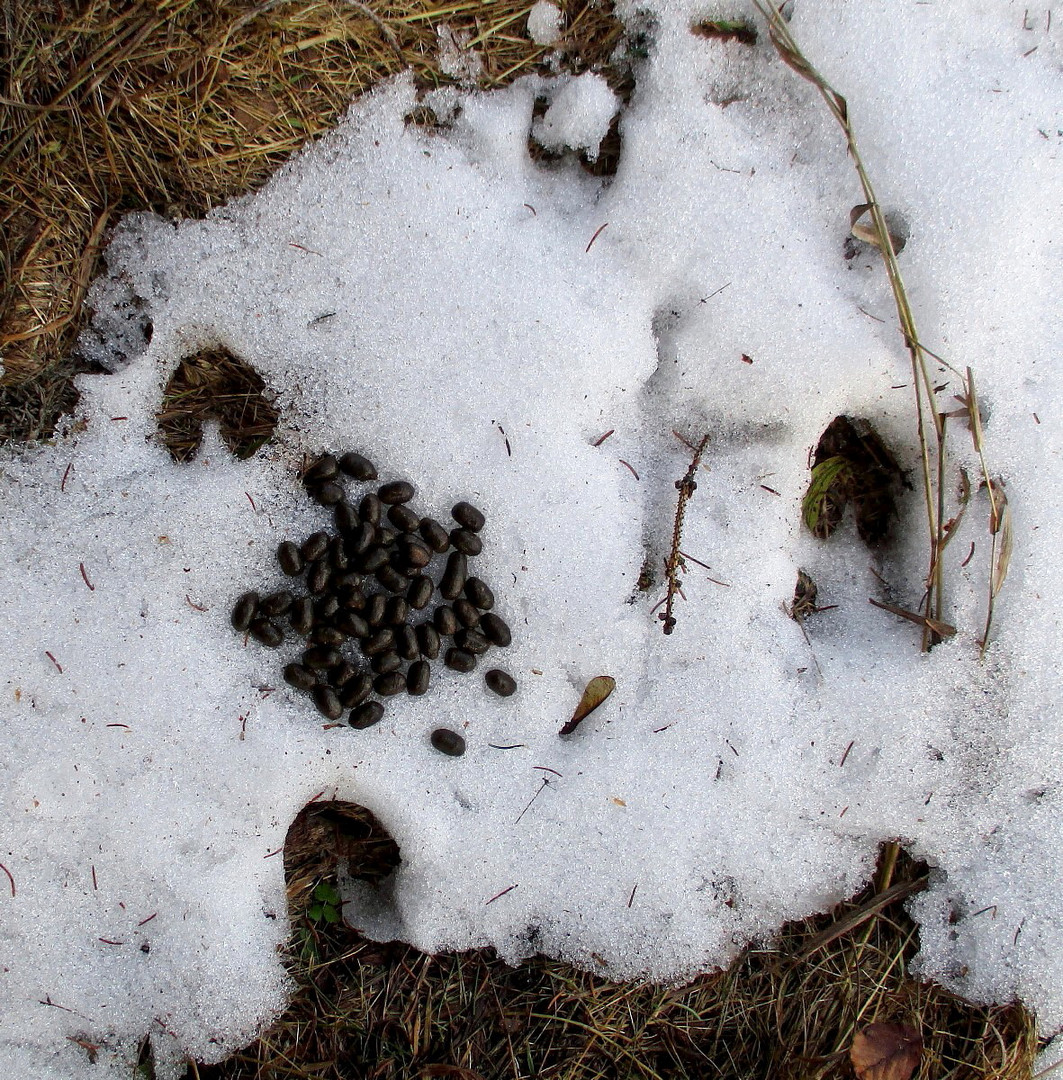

{"left": 1, "top": 1, "right": 1060, "bottom": 1075}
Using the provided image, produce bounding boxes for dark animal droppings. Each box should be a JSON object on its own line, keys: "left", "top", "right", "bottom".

{"left": 277, "top": 542, "right": 304, "bottom": 576}
{"left": 464, "top": 577, "right": 494, "bottom": 611}
{"left": 261, "top": 591, "right": 293, "bottom": 617}
{"left": 303, "top": 646, "right": 342, "bottom": 670}
{"left": 375, "top": 565, "right": 407, "bottom": 593}
{"left": 300, "top": 531, "right": 329, "bottom": 562}
{"left": 374, "top": 671, "right": 407, "bottom": 697}
{"left": 450, "top": 528, "right": 483, "bottom": 557}
{"left": 378, "top": 481, "right": 415, "bottom": 505}
{"left": 485, "top": 669, "right": 517, "bottom": 697}
{"left": 387, "top": 503, "right": 421, "bottom": 533}
{"left": 290, "top": 597, "right": 314, "bottom": 635}
{"left": 434, "top": 605, "right": 459, "bottom": 637}
{"left": 249, "top": 618, "right": 283, "bottom": 647}
{"left": 312, "top": 685, "right": 344, "bottom": 721}
{"left": 395, "top": 624, "right": 419, "bottom": 660}
{"left": 407, "top": 660, "right": 430, "bottom": 696}
{"left": 284, "top": 663, "right": 317, "bottom": 691}
{"left": 304, "top": 454, "right": 339, "bottom": 484}
{"left": 455, "top": 628, "right": 489, "bottom": 655}
{"left": 431, "top": 728, "right": 466, "bottom": 757}
{"left": 445, "top": 648, "right": 477, "bottom": 673}
{"left": 350, "top": 700, "right": 385, "bottom": 729}
{"left": 440, "top": 551, "right": 467, "bottom": 601}
{"left": 231, "top": 592, "right": 259, "bottom": 631}
{"left": 334, "top": 502, "right": 359, "bottom": 535}
{"left": 416, "top": 623, "right": 441, "bottom": 660}
{"left": 365, "top": 594, "right": 387, "bottom": 627}
{"left": 452, "top": 501, "right": 485, "bottom": 532}
{"left": 340, "top": 673, "right": 373, "bottom": 709}
{"left": 453, "top": 599, "right": 481, "bottom": 629}
{"left": 307, "top": 559, "right": 331, "bottom": 595}
{"left": 362, "top": 629, "right": 395, "bottom": 656}
{"left": 359, "top": 493, "right": 383, "bottom": 525}
{"left": 309, "top": 626, "right": 346, "bottom": 648}
{"left": 407, "top": 575, "right": 433, "bottom": 610}
{"left": 311, "top": 480, "right": 345, "bottom": 506}
{"left": 338, "top": 452, "right": 377, "bottom": 481}
{"left": 370, "top": 650, "right": 402, "bottom": 675}
{"left": 480, "top": 612, "right": 512, "bottom": 648}
{"left": 419, "top": 518, "right": 451, "bottom": 552}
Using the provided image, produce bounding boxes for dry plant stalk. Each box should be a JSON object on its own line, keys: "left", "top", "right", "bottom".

{"left": 753, "top": 2, "right": 1008, "bottom": 655}
{"left": 660, "top": 432, "right": 710, "bottom": 635}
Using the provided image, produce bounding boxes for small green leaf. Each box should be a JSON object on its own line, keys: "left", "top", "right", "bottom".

{"left": 323, "top": 905, "right": 340, "bottom": 924}
{"left": 307, "top": 904, "right": 323, "bottom": 921}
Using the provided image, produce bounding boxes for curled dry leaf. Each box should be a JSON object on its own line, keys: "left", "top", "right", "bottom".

{"left": 850, "top": 1022, "right": 922, "bottom": 1080}
{"left": 559, "top": 675, "right": 616, "bottom": 736}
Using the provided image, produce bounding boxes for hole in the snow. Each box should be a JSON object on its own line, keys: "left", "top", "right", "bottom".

{"left": 802, "top": 416, "right": 905, "bottom": 546}
{"left": 157, "top": 346, "right": 278, "bottom": 463}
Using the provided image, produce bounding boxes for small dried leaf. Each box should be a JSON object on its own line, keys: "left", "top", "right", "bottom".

{"left": 560, "top": 676, "right": 616, "bottom": 736}
{"left": 992, "top": 495, "right": 1012, "bottom": 597}
{"left": 851, "top": 1022, "right": 922, "bottom": 1080}
{"left": 966, "top": 366, "right": 987, "bottom": 454}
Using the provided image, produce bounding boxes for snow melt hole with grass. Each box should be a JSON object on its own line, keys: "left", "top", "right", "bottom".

{"left": 1, "top": 1, "right": 1060, "bottom": 1075}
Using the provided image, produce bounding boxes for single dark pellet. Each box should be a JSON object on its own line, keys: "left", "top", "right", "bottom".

{"left": 349, "top": 521, "right": 376, "bottom": 557}
{"left": 365, "top": 594, "right": 387, "bottom": 627}
{"left": 431, "top": 728, "right": 466, "bottom": 757}
{"left": 310, "top": 625, "right": 346, "bottom": 648}
{"left": 334, "top": 502, "right": 359, "bottom": 535}
{"left": 453, "top": 598, "right": 481, "bottom": 629}
{"left": 378, "top": 481, "right": 415, "bottom": 505}
{"left": 338, "top": 452, "right": 377, "bottom": 481}
{"left": 419, "top": 518, "right": 451, "bottom": 553}
{"left": 313, "top": 594, "right": 340, "bottom": 622}
{"left": 300, "top": 531, "right": 329, "bottom": 562}
{"left": 407, "top": 660, "right": 430, "bottom": 696}
{"left": 376, "top": 526, "right": 397, "bottom": 547}
{"left": 362, "top": 629, "right": 395, "bottom": 656}
{"left": 455, "top": 628, "right": 489, "bottom": 655}
{"left": 407, "top": 575, "right": 433, "bottom": 610}
{"left": 277, "top": 542, "right": 304, "bottom": 576}
{"left": 374, "top": 671, "right": 406, "bottom": 697}
{"left": 452, "top": 501, "right": 485, "bottom": 533}
{"left": 329, "top": 536, "right": 349, "bottom": 570}
{"left": 449, "top": 528, "right": 483, "bottom": 557}
{"left": 359, "top": 493, "right": 383, "bottom": 526}
{"left": 340, "top": 673, "right": 373, "bottom": 710}
{"left": 359, "top": 546, "right": 389, "bottom": 574}
{"left": 464, "top": 577, "right": 494, "bottom": 611}
{"left": 231, "top": 592, "right": 259, "bottom": 631}
{"left": 329, "top": 660, "right": 359, "bottom": 688}
{"left": 303, "top": 646, "right": 342, "bottom": 670}
{"left": 444, "top": 647, "right": 477, "bottom": 673}
{"left": 311, "top": 480, "right": 345, "bottom": 506}
{"left": 304, "top": 453, "right": 339, "bottom": 484}
{"left": 395, "top": 624, "right": 419, "bottom": 661}
{"left": 370, "top": 650, "right": 402, "bottom": 675}
{"left": 480, "top": 612, "right": 512, "bottom": 648}
{"left": 290, "top": 597, "right": 314, "bottom": 635}
{"left": 334, "top": 571, "right": 364, "bottom": 592}
{"left": 385, "top": 596, "right": 409, "bottom": 625}
{"left": 485, "top": 669, "right": 516, "bottom": 697}
{"left": 336, "top": 611, "right": 370, "bottom": 639}
{"left": 376, "top": 565, "right": 407, "bottom": 593}
{"left": 350, "top": 700, "right": 385, "bottom": 729}
{"left": 434, "top": 605, "right": 459, "bottom": 636}
{"left": 249, "top": 618, "right": 283, "bottom": 647}
{"left": 387, "top": 503, "right": 420, "bottom": 533}
{"left": 312, "top": 685, "right": 344, "bottom": 721}
{"left": 307, "top": 559, "right": 331, "bottom": 595}
{"left": 397, "top": 536, "right": 432, "bottom": 570}
{"left": 339, "top": 585, "right": 367, "bottom": 612}
{"left": 440, "top": 551, "right": 467, "bottom": 601}
{"left": 416, "top": 623, "right": 441, "bottom": 660}
{"left": 283, "top": 663, "right": 317, "bottom": 691}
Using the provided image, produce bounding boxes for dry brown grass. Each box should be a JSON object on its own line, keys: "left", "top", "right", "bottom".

{"left": 0, "top": 3, "right": 1040, "bottom": 1077}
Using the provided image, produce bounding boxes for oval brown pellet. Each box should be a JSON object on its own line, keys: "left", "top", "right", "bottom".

{"left": 314, "top": 594, "right": 340, "bottom": 622}
{"left": 348, "top": 521, "right": 375, "bottom": 558}
{"left": 416, "top": 623, "right": 441, "bottom": 660}
{"left": 303, "top": 646, "right": 342, "bottom": 670}
{"left": 261, "top": 591, "right": 293, "bottom": 617}
{"left": 455, "top": 628, "right": 489, "bottom": 655}
{"left": 336, "top": 611, "right": 370, "bottom": 639}
{"left": 334, "top": 502, "right": 359, "bottom": 535}
{"left": 231, "top": 592, "right": 259, "bottom": 631}
{"left": 340, "top": 672, "right": 373, "bottom": 709}
{"left": 304, "top": 453, "right": 339, "bottom": 484}
{"left": 290, "top": 597, "right": 314, "bottom": 635}
{"left": 362, "top": 628, "right": 395, "bottom": 656}
{"left": 334, "top": 570, "right": 364, "bottom": 592}
{"left": 277, "top": 542, "right": 304, "bottom": 576}
{"left": 378, "top": 480, "right": 415, "bottom": 505}
{"left": 329, "top": 537, "right": 349, "bottom": 572}
{"left": 374, "top": 671, "right": 406, "bottom": 697}
{"left": 311, "top": 480, "right": 345, "bottom": 506}
{"left": 387, "top": 503, "right": 420, "bottom": 533}
{"left": 452, "top": 501, "right": 485, "bottom": 533}
{"left": 312, "top": 684, "right": 344, "bottom": 721}
{"left": 419, "top": 518, "right": 451, "bottom": 553}
{"left": 480, "top": 612, "right": 512, "bottom": 648}
{"left": 464, "top": 577, "right": 494, "bottom": 611}
{"left": 338, "top": 452, "right": 377, "bottom": 481}
{"left": 339, "top": 585, "right": 367, "bottom": 612}
{"left": 485, "top": 669, "right": 516, "bottom": 697}
{"left": 407, "top": 575, "right": 433, "bottom": 610}
{"left": 430, "top": 728, "right": 466, "bottom": 757}
{"left": 444, "top": 647, "right": 476, "bottom": 673}
{"left": 307, "top": 559, "right": 331, "bottom": 595}
{"left": 407, "top": 660, "right": 430, "bottom": 696}
{"left": 300, "top": 531, "right": 330, "bottom": 562}
{"left": 359, "top": 492, "right": 383, "bottom": 526}
{"left": 434, "top": 605, "right": 459, "bottom": 636}
{"left": 440, "top": 551, "right": 467, "bottom": 601}
{"left": 365, "top": 594, "right": 387, "bottom": 627}
{"left": 283, "top": 663, "right": 317, "bottom": 691}
{"left": 453, "top": 598, "right": 481, "bottom": 629}
{"left": 395, "top": 624, "right": 419, "bottom": 661}
{"left": 359, "top": 546, "right": 388, "bottom": 574}
{"left": 370, "top": 650, "right": 402, "bottom": 675}
{"left": 376, "top": 565, "right": 407, "bottom": 593}
{"left": 249, "top": 618, "right": 283, "bottom": 647}
{"left": 449, "top": 528, "right": 482, "bottom": 557}
{"left": 376, "top": 526, "right": 397, "bottom": 547}
{"left": 385, "top": 596, "right": 409, "bottom": 626}
{"left": 329, "top": 660, "right": 359, "bottom": 688}
{"left": 310, "top": 626, "right": 346, "bottom": 648}
{"left": 398, "top": 536, "right": 432, "bottom": 570}
{"left": 350, "top": 700, "right": 384, "bottom": 729}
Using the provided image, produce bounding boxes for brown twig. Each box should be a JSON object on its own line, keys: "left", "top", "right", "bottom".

{"left": 660, "top": 433, "right": 709, "bottom": 635}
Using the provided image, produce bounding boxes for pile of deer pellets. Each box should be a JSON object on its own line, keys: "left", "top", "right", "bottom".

{"left": 230, "top": 451, "right": 515, "bottom": 757}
